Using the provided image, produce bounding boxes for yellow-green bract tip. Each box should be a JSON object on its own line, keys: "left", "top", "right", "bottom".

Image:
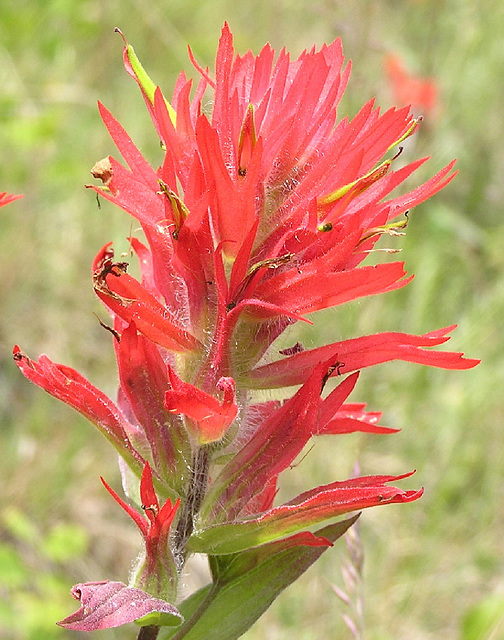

{"left": 125, "top": 42, "right": 177, "bottom": 126}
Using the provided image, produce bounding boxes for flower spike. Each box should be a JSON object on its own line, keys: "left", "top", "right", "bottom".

{"left": 16, "top": 25, "right": 478, "bottom": 638}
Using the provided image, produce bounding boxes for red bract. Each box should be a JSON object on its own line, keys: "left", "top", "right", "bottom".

{"left": 12, "top": 346, "right": 147, "bottom": 475}
{"left": 14, "top": 24, "right": 478, "bottom": 636}
{"left": 93, "top": 243, "right": 201, "bottom": 353}
{"left": 101, "top": 462, "right": 180, "bottom": 546}
{"left": 190, "top": 472, "right": 423, "bottom": 555}
{"left": 246, "top": 325, "right": 478, "bottom": 389}
{"left": 101, "top": 462, "right": 180, "bottom": 597}
{"left": 164, "top": 366, "right": 238, "bottom": 444}
{"left": 0, "top": 191, "right": 23, "bottom": 207}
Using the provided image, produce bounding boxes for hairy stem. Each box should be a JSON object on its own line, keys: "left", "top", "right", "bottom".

{"left": 173, "top": 446, "right": 210, "bottom": 564}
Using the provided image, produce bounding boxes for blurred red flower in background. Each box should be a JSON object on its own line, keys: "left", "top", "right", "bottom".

{"left": 384, "top": 53, "right": 438, "bottom": 117}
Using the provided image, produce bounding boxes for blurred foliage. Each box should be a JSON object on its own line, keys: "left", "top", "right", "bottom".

{"left": 1, "top": 0, "right": 503, "bottom": 639}
{"left": 0, "top": 506, "right": 89, "bottom": 640}
{"left": 461, "top": 594, "right": 504, "bottom": 640}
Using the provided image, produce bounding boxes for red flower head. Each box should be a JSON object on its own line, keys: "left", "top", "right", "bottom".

{"left": 14, "top": 25, "right": 478, "bottom": 634}
{"left": 87, "top": 25, "right": 462, "bottom": 392}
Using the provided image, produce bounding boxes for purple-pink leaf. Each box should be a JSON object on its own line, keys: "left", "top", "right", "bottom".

{"left": 57, "top": 581, "right": 183, "bottom": 631}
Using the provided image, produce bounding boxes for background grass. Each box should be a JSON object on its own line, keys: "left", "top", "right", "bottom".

{"left": 1, "top": 0, "right": 503, "bottom": 638}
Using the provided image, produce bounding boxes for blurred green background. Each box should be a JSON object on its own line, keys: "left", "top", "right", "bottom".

{"left": 1, "top": 0, "right": 503, "bottom": 638}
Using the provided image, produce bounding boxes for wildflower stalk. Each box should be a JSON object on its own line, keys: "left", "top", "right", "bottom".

{"left": 166, "top": 584, "right": 221, "bottom": 640}
{"left": 137, "top": 625, "right": 160, "bottom": 640}
{"left": 13, "top": 23, "right": 478, "bottom": 639}
{"left": 173, "top": 446, "right": 210, "bottom": 563}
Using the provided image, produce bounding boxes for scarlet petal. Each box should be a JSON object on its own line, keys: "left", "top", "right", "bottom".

{"left": 195, "top": 116, "right": 258, "bottom": 256}
{"left": 13, "top": 346, "right": 143, "bottom": 468}
{"left": 90, "top": 158, "right": 165, "bottom": 229}
{"left": 93, "top": 260, "right": 200, "bottom": 353}
{"left": 317, "top": 372, "right": 360, "bottom": 428}
{"left": 252, "top": 261, "right": 411, "bottom": 317}
{"left": 387, "top": 160, "right": 457, "bottom": 217}
{"left": 154, "top": 86, "right": 182, "bottom": 155}
{"left": 247, "top": 327, "right": 479, "bottom": 389}
{"left": 101, "top": 476, "right": 148, "bottom": 537}
{"left": 321, "top": 416, "right": 398, "bottom": 435}
{"left": 158, "top": 497, "right": 181, "bottom": 539}
{"left": 164, "top": 368, "right": 238, "bottom": 444}
{"left": 0, "top": 192, "right": 23, "bottom": 207}
{"left": 116, "top": 322, "right": 187, "bottom": 473}
{"left": 98, "top": 102, "right": 159, "bottom": 191}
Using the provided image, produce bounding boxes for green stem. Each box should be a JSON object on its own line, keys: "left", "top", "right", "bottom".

{"left": 165, "top": 583, "right": 218, "bottom": 640}
{"left": 137, "top": 625, "right": 160, "bottom": 640}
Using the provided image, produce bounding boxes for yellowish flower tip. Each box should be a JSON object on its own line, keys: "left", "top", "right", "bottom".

{"left": 317, "top": 159, "right": 392, "bottom": 207}
{"left": 117, "top": 28, "right": 177, "bottom": 127}
{"left": 238, "top": 105, "right": 257, "bottom": 177}
{"left": 359, "top": 212, "right": 410, "bottom": 246}
{"left": 157, "top": 180, "right": 189, "bottom": 239}
{"left": 386, "top": 117, "right": 421, "bottom": 153}
{"left": 318, "top": 117, "right": 418, "bottom": 210}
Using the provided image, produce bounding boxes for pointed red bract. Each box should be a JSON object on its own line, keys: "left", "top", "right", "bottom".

{"left": 164, "top": 367, "right": 238, "bottom": 444}
{"left": 190, "top": 472, "right": 422, "bottom": 555}
{"left": 0, "top": 192, "right": 23, "bottom": 207}
{"left": 12, "top": 346, "right": 146, "bottom": 473}
{"left": 247, "top": 326, "right": 479, "bottom": 389}
{"left": 93, "top": 247, "right": 200, "bottom": 353}
{"left": 101, "top": 462, "right": 180, "bottom": 546}
{"left": 116, "top": 322, "right": 189, "bottom": 478}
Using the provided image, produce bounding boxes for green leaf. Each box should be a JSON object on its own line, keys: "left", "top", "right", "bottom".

{"left": 188, "top": 475, "right": 416, "bottom": 555}
{"left": 164, "top": 515, "right": 358, "bottom": 640}
{"left": 135, "top": 611, "right": 184, "bottom": 628}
